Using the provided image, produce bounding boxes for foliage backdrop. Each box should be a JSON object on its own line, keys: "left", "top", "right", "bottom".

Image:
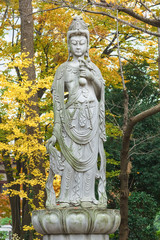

{"left": 0, "top": 0, "right": 160, "bottom": 239}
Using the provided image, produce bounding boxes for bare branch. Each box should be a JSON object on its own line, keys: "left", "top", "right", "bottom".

{"left": 105, "top": 101, "right": 123, "bottom": 132}
{"left": 117, "top": 11, "right": 129, "bottom": 134}
{"left": 80, "top": 9, "right": 160, "bottom": 38}
{"left": 83, "top": 13, "right": 98, "bottom": 36}
{"left": 0, "top": 6, "right": 8, "bottom": 27}
{"left": 109, "top": 54, "right": 148, "bottom": 75}
{"left": 130, "top": 85, "right": 148, "bottom": 115}
{"left": 80, "top": 3, "right": 90, "bottom": 11}
{"left": 29, "top": 6, "right": 68, "bottom": 16}
{"left": 131, "top": 103, "right": 160, "bottom": 126}
{"left": 102, "top": 33, "right": 117, "bottom": 55}
{"left": 129, "top": 149, "right": 156, "bottom": 158}
{"left": 89, "top": 1, "right": 160, "bottom": 27}
{"left": 129, "top": 133, "right": 160, "bottom": 155}
{"left": 139, "top": 0, "right": 158, "bottom": 20}
{"left": 12, "top": 9, "right": 15, "bottom": 47}
{"left": 30, "top": 1, "right": 160, "bottom": 37}
{"left": 14, "top": 66, "right": 22, "bottom": 82}
{"left": 117, "top": 13, "right": 125, "bottom": 90}
{"left": 102, "top": 34, "right": 132, "bottom": 56}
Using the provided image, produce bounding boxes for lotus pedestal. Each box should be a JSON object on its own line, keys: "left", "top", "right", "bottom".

{"left": 32, "top": 207, "right": 121, "bottom": 240}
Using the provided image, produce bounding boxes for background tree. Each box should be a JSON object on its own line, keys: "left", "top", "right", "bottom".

{"left": 105, "top": 60, "right": 160, "bottom": 239}
{"left": 0, "top": 1, "right": 72, "bottom": 239}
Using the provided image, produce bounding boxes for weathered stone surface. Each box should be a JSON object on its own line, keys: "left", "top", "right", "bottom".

{"left": 45, "top": 15, "right": 107, "bottom": 208}
{"left": 32, "top": 207, "right": 120, "bottom": 235}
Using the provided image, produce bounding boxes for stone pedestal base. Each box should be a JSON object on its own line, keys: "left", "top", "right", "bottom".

{"left": 43, "top": 234, "right": 109, "bottom": 240}
{"left": 32, "top": 207, "right": 120, "bottom": 240}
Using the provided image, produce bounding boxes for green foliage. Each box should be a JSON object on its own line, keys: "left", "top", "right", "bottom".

{"left": 106, "top": 60, "right": 160, "bottom": 195}
{"left": 0, "top": 217, "right": 12, "bottom": 240}
{"left": 109, "top": 192, "right": 159, "bottom": 240}
{"left": 0, "top": 217, "right": 12, "bottom": 225}
{"left": 106, "top": 60, "right": 160, "bottom": 239}
{"left": 156, "top": 230, "right": 160, "bottom": 240}
{"left": 0, "top": 231, "right": 8, "bottom": 240}
{"left": 109, "top": 232, "right": 119, "bottom": 240}
{"left": 154, "top": 212, "right": 160, "bottom": 232}
{"left": 128, "top": 192, "right": 158, "bottom": 240}
{"left": 123, "top": 61, "right": 159, "bottom": 107}
{"left": 130, "top": 115, "right": 160, "bottom": 203}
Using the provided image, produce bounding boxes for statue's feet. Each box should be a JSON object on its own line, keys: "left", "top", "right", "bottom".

{"left": 80, "top": 201, "right": 98, "bottom": 208}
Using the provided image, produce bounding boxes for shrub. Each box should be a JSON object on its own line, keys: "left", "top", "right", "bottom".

{"left": 128, "top": 191, "right": 158, "bottom": 240}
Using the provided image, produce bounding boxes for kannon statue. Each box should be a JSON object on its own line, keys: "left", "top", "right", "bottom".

{"left": 46, "top": 15, "right": 107, "bottom": 208}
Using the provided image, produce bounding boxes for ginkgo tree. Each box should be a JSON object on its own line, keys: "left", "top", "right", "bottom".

{"left": 0, "top": 1, "right": 66, "bottom": 239}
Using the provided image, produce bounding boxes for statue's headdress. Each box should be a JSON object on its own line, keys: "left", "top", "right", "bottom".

{"left": 67, "top": 16, "right": 90, "bottom": 61}
{"left": 67, "top": 15, "right": 89, "bottom": 45}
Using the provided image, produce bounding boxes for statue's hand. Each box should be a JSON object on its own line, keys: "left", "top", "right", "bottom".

{"left": 79, "top": 65, "right": 94, "bottom": 81}
{"left": 78, "top": 58, "right": 92, "bottom": 70}
{"left": 46, "top": 135, "right": 57, "bottom": 154}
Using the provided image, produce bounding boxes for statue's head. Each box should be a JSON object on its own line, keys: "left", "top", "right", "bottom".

{"left": 67, "top": 15, "right": 90, "bottom": 60}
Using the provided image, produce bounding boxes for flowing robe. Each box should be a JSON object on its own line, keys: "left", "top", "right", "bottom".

{"left": 51, "top": 61, "right": 107, "bottom": 205}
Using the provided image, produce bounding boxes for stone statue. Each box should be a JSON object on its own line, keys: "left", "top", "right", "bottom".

{"left": 46, "top": 15, "right": 107, "bottom": 208}
{"left": 32, "top": 16, "right": 121, "bottom": 240}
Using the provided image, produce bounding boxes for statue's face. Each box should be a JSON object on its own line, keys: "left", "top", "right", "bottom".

{"left": 69, "top": 35, "right": 87, "bottom": 58}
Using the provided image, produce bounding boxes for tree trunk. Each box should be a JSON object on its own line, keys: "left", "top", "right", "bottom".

{"left": 119, "top": 102, "right": 160, "bottom": 240}
{"left": 117, "top": 19, "right": 130, "bottom": 237}
{"left": 119, "top": 124, "right": 133, "bottom": 240}
{"left": 2, "top": 151, "right": 21, "bottom": 237}
{"left": 158, "top": 26, "right": 160, "bottom": 91}
{"left": 19, "top": 1, "right": 45, "bottom": 239}
{"left": 19, "top": 1, "right": 39, "bottom": 239}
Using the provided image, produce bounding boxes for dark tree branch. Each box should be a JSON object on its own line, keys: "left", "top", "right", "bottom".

{"left": 0, "top": 5, "right": 8, "bottom": 27}
{"left": 30, "top": 6, "right": 69, "bottom": 16}
{"left": 139, "top": 0, "right": 158, "bottom": 20}
{"left": 102, "top": 33, "right": 117, "bottom": 55}
{"left": 80, "top": 9, "right": 160, "bottom": 38}
{"left": 129, "top": 133, "right": 160, "bottom": 156}
{"left": 14, "top": 66, "right": 22, "bottom": 82}
{"left": 38, "top": 88, "right": 47, "bottom": 99}
{"left": 49, "top": 0, "right": 160, "bottom": 27}
{"left": 32, "top": 2, "right": 160, "bottom": 37}
{"left": 89, "top": 1, "right": 160, "bottom": 27}
{"left": 102, "top": 34, "right": 132, "bottom": 56}
{"left": 131, "top": 103, "right": 160, "bottom": 126}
